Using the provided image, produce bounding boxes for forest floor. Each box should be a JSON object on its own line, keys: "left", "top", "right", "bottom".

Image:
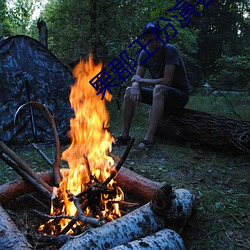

{"left": 0, "top": 94, "right": 249, "bottom": 249}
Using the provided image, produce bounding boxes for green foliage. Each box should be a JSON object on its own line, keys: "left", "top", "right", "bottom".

{"left": 208, "top": 54, "right": 250, "bottom": 89}
{"left": 2, "top": 0, "right": 250, "bottom": 94}
{"left": 192, "top": 0, "right": 250, "bottom": 89}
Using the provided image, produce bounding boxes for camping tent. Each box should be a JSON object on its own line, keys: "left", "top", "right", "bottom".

{"left": 0, "top": 35, "right": 75, "bottom": 145}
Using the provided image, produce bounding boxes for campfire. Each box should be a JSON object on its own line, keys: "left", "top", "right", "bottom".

{"left": 39, "top": 55, "right": 127, "bottom": 236}
{"left": 0, "top": 55, "right": 196, "bottom": 249}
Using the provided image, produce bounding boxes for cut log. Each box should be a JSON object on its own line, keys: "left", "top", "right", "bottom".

{"left": 0, "top": 167, "right": 159, "bottom": 205}
{"left": 156, "top": 108, "right": 250, "bottom": 154}
{"left": 0, "top": 204, "right": 32, "bottom": 249}
{"left": 0, "top": 171, "right": 53, "bottom": 205}
{"left": 114, "top": 166, "right": 162, "bottom": 202}
{"left": 110, "top": 228, "right": 186, "bottom": 250}
{"left": 59, "top": 186, "right": 195, "bottom": 250}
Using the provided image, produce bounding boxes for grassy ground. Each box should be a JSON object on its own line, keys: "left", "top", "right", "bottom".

{"left": 0, "top": 93, "right": 249, "bottom": 249}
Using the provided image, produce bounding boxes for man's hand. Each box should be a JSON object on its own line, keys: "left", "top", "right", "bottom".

{"left": 130, "top": 82, "right": 141, "bottom": 102}
{"left": 132, "top": 75, "right": 143, "bottom": 83}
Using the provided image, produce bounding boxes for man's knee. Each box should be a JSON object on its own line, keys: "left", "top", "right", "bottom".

{"left": 153, "top": 85, "right": 166, "bottom": 98}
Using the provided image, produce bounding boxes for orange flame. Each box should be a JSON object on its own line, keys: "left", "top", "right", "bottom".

{"left": 44, "top": 55, "right": 123, "bottom": 234}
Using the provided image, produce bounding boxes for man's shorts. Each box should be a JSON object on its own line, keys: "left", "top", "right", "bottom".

{"left": 140, "top": 87, "right": 189, "bottom": 112}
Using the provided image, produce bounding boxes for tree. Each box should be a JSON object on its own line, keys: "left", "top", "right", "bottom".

{"left": 192, "top": 0, "right": 250, "bottom": 89}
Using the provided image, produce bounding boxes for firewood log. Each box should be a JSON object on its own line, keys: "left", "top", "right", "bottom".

{"left": 59, "top": 187, "right": 195, "bottom": 250}
{"left": 115, "top": 166, "right": 162, "bottom": 202}
{"left": 110, "top": 228, "right": 186, "bottom": 250}
{"left": 0, "top": 204, "right": 32, "bottom": 249}
{"left": 0, "top": 167, "right": 158, "bottom": 205}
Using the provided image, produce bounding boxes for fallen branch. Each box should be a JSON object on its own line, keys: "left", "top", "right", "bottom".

{"left": 0, "top": 171, "right": 53, "bottom": 204}
{"left": 32, "top": 142, "right": 53, "bottom": 167}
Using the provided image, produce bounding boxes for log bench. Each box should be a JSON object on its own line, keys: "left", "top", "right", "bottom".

{"left": 155, "top": 108, "right": 250, "bottom": 154}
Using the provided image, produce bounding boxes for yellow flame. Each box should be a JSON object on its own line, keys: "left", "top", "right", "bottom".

{"left": 53, "top": 55, "right": 121, "bottom": 231}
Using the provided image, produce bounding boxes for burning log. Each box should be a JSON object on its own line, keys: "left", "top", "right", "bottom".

{"left": 156, "top": 108, "right": 250, "bottom": 154}
{"left": 0, "top": 204, "right": 32, "bottom": 249}
{"left": 59, "top": 185, "right": 195, "bottom": 250}
{"left": 110, "top": 228, "right": 185, "bottom": 250}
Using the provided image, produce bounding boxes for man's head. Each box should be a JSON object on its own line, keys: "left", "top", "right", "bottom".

{"left": 142, "top": 22, "right": 161, "bottom": 37}
{"left": 142, "top": 22, "right": 163, "bottom": 53}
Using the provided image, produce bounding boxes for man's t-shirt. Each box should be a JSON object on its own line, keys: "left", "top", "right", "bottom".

{"left": 138, "top": 44, "right": 191, "bottom": 92}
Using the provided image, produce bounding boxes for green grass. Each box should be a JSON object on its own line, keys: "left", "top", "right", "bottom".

{"left": 186, "top": 93, "right": 250, "bottom": 120}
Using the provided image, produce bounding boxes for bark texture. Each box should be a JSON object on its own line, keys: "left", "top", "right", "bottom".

{"left": 59, "top": 187, "right": 195, "bottom": 250}
{"left": 156, "top": 108, "right": 250, "bottom": 154}
{"left": 0, "top": 167, "right": 159, "bottom": 205}
{"left": 0, "top": 204, "right": 32, "bottom": 249}
{"left": 37, "top": 19, "right": 48, "bottom": 47}
{"left": 115, "top": 167, "right": 162, "bottom": 202}
{"left": 0, "top": 171, "right": 53, "bottom": 204}
{"left": 110, "top": 228, "right": 185, "bottom": 250}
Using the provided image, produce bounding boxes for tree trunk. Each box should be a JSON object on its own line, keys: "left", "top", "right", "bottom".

{"left": 0, "top": 204, "right": 32, "bottom": 249}
{"left": 156, "top": 108, "right": 250, "bottom": 154}
{"left": 37, "top": 19, "right": 48, "bottom": 47}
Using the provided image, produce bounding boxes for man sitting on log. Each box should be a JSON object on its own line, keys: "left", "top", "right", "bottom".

{"left": 115, "top": 21, "right": 192, "bottom": 149}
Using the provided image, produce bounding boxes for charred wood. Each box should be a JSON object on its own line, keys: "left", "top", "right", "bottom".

{"left": 0, "top": 167, "right": 159, "bottom": 205}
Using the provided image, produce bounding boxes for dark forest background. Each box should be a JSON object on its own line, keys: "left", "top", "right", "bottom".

{"left": 1, "top": 0, "right": 250, "bottom": 93}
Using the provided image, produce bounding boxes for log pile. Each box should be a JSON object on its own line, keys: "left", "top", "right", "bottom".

{"left": 156, "top": 108, "right": 250, "bottom": 154}
{"left": 60, "top": 185, "right": 195, "bottom": 250}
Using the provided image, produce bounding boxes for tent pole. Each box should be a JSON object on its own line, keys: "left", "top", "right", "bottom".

{"left": 24, "top": 78, "right": 38, "bottom": 142}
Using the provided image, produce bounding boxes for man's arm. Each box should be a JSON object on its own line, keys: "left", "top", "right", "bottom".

{"left": 130, "top": 66, "right": 146, "bottom": 102}
{"left": 133, "top": 64, "right": 176, "bottom": 87}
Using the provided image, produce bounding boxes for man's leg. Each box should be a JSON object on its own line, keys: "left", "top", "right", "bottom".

{"left": 139, "top": 85, "right": 166, "bottom": 146}
{"left": 120, "top": 87, "right": 136, "bottom": 138}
